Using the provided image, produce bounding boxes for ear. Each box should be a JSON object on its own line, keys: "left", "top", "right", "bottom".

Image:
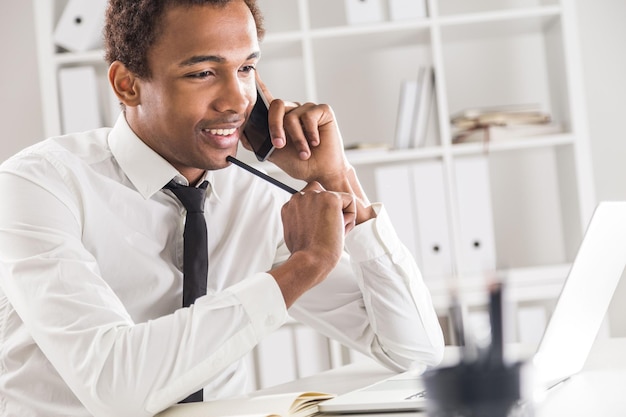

{"left": 108, "top": 61, "right": 141, "bottom": 107}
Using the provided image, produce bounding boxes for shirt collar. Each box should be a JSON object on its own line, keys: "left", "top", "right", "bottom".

{"left": 108, "top": 114, "right": 219, "bottom": 199}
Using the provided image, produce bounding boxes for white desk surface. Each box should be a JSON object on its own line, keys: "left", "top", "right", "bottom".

{"left": 253, "top": 337, "right": 626, "bottom": 417}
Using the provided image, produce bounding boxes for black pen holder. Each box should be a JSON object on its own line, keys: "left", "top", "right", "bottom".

{"left": 423, "top": 360, "right": 533, "bottom": 417}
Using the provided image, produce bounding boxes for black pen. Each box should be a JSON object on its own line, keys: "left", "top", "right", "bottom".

{"left": 226, "top": 155, "right": 298, "bottom": 194}
{"left": 487, "top": 282, "right": 504, "bottom": 366}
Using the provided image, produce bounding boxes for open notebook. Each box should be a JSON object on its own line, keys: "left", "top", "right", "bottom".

{"left": 157, "top": 391, "right": 335, "bottom": 417}
{"left": 319, "top": 201, "right": 626, "bottom": 413}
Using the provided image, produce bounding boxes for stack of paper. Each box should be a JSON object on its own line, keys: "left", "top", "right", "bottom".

{"left": 452, "top": 123, "right": 563, "bottom": 144}
{"left": 451, "top": 104, "right": 560, "bottom": 144}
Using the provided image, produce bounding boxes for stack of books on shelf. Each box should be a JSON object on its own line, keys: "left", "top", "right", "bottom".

{"left": 451, "top": 104, "right": 562, "bottom": 145}
{"left": 393, "top": 66, "right": 434, "bottom": 150}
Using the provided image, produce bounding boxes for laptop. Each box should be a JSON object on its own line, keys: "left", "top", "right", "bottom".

{"left": 318, "top": 201, "right": 626, "bottom": 413}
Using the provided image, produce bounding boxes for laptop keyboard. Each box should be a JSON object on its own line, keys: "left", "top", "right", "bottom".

{"left": 405, "top": 390, "right": 427, "bottom": 400}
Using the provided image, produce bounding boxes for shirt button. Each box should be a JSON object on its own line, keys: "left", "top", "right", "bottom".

{"left": 265, "top": 315, "right": 276, "bottom": 327}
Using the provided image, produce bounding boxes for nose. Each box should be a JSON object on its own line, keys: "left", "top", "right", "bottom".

{"left": 212, "top": 75, "right": 251, "bottom": 115}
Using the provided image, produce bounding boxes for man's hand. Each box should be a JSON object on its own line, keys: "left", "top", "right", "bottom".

{"left": 249, "top": 75, "right": 376, "bottom": 225}
{"left": 270, "top": 182, "right": 356, "bottom": 307}
{"left": 250, "top": 78, "right": 348, "bottom": 184}
{"left": 282, "top": 182, "right": 356, "bottom": 254}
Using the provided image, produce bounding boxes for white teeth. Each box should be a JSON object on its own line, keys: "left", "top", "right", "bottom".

{"left": 207, "top": 128, "right": 236, "bottom": 136}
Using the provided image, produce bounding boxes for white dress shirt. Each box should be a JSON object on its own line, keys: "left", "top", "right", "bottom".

{"left": 0, "top": 115, "right": 444, "bottom": 417}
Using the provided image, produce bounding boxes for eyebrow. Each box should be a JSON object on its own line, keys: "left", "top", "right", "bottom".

{"left": 179, "top": 51, "right": 261, "bottom": 67}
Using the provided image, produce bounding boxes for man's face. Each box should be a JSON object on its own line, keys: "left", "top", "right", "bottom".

{"left": 128, "top": 1, "right": 259, "bottom": 182}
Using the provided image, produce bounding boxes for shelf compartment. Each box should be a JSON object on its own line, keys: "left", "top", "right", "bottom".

{"left": 482, "top": 144, "right": 584, "bottom": 270}
{"left": 439, "top": 15, "right": 570, "bottom": 135}
{"left": 312, "top": 28, "right": 433, "bottom": 148}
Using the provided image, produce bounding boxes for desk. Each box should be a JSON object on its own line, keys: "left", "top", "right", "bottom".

{"left": 535, "top": 337, "right": 626, "bottom": 417}
{"left": 253, "top": 337, "right": 626, "bottom": 416}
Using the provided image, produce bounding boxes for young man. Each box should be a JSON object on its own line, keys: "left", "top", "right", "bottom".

{"left": 0, "top": 0, "right": 444, "bottom": 416}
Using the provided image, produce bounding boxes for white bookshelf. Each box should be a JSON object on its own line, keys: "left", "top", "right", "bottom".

{"left": 33, "top": 0, "right": 597, "bottom": 385}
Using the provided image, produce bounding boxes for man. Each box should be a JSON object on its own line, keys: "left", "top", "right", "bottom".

{"left": 0, "top": 0, "right": 444, "bottom": 416}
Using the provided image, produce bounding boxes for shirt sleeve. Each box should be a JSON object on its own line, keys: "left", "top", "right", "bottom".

{"left": 288, "top": 203, "right": 445, "bottom": 372}
{"left": 0, "top": 168, "right": 288, "bottom": 417}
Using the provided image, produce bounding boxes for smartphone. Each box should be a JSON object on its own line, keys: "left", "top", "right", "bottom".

{"left": 244, "top": 87, "right": 275, "bottom": 161}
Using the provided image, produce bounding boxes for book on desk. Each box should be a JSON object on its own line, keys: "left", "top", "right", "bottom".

{"left": 156, "top": 391, "right": 334, "bottom": 417}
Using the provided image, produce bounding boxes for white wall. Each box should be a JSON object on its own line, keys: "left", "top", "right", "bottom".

{"left": 0, "top": 2, "right": 44, "bottom": 162}
{"left": 1, "top": 1, "right": 625, "bottom": 334}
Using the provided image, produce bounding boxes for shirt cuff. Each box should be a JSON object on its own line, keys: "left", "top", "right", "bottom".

{"left": 229, "top": 272, "right": 288, "bottom": 339}
{"left": 345, "top": 203, "right": 403, "bottom": 262}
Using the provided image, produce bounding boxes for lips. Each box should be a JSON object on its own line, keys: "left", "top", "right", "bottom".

{"left": 200, "top": 126, "right": 240, "bottom": 149}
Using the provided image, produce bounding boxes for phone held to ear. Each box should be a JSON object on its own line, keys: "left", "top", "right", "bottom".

{"left": 244, "top": 87, "right": 275, "bottom": 162}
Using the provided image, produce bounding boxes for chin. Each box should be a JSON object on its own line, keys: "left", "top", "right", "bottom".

{"left": 206, "top": 149, "right": 237, "bottom": 171}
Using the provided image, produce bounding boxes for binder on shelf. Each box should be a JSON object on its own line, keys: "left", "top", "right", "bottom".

{"left": 393, "top": 67, "right": 433, "bottom": 150}
{"left": 411, "top": 67, "right": 434, "bottom": 148}
{"left": 53, "top": 0, "right": 108, "bottom": 52}
{"left": 388, "top": 0, "right": 428, "bottom": 21}
{"left": 393, "top": 79, "right": 419, "bottom": 150}
{"left": 411, "top": 161, "right": 453, "bottom": 278}
{"left": 374, "top": 165, "right": 418, "bottom": 257}
{"left": 344, "top": 0, "right": 384, "bottom": 25}
{"left": 453, "top": 156, "right": 497, "bottom": 275}
{"left": 58, "top": 66, "right": 102, "bottom": 134}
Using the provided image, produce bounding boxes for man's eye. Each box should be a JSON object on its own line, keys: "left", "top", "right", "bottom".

{"left": 240, "top": 65, "right": 256, "bottom": 74}
{"left": 189, "top": 70, "right": 212, "bottom": 79}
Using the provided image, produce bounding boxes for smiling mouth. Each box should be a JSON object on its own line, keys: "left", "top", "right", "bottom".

{"left": 204, "top": 128, "right": 237, "bottom": 136}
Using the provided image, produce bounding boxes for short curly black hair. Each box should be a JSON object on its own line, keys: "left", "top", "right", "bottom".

{"left": 103, "top": 0, "right": 265, "bottom": 79}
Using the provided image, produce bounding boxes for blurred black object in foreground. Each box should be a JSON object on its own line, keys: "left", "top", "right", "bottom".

{"left": 423, "top": 284, "right": 533, "bottom": 417}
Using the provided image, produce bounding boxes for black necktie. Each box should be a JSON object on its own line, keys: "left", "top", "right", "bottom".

{"left": 164, "top": 179, "right": 209, "bottom": 403}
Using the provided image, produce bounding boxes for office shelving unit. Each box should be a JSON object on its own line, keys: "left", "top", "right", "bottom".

{"left": 252, "top": 0, "right": 596, "bottom": 313}
{"left": 237, "top": 1, "right": 596, "bottom": 336}
{"left": 33, "top": 0, "right": 596, "bottom": 387}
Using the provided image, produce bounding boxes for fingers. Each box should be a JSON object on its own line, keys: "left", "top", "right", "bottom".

{"left": 255, "top": 74, "right": 286, "bottom": 149}
{"left": 266, "top": 99, "right": 287, "bottom": 149}
{"left": 283, "top": 103, "right": 324, "bottom": 160}
{"left": 340, "top": 192, "right": 357, "bottom": 234}
{"left": 295, "top": 182, "right": 356, "bottom": 234}
{"left": 299, "top": 181, "right": 325, "bottom": 194}
{"left": 256, "top": 74, "right": 338, "bottom": 167}
{"left": 266, "top": 100, "right": 330, "bottom": 160}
